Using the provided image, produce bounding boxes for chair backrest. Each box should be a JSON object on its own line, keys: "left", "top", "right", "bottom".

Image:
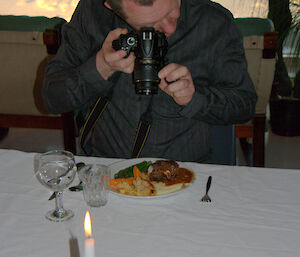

{"left": 235, "top": 18, "right": 277, "bottom": 115}
{"left": 211, "top": 125, "right": 236, "bottom": 165}
{"left": 0, "top": 16, "right": 76, "bottom": 154}
{"left": 0, "top": 15, "right": 66, "bottom": 116}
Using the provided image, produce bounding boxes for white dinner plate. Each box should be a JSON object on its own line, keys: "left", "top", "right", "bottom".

{"left": 108, "top": 158, "right": 194, "bottom": 199}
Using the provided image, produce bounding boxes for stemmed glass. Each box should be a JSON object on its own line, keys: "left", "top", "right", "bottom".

{"left": 34, "top": 150, "right": 77, "bottom": 222}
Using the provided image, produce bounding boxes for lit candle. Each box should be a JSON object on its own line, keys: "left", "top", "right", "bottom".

{"left": 84, "top": 211, "right": 95, "bottom": 257}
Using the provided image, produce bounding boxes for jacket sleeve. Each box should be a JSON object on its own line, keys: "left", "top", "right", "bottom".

{"left": 42, "top": 1, "right": 116, "bottom": 114}
{"left": 179, "top": 17, "right": 257, "bottom": 125}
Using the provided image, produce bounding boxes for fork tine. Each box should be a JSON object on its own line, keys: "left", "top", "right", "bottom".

{"left": 201, "top": 195, "right": 211, "bottom": 202}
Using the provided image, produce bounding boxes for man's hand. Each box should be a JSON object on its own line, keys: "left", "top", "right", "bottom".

{"left": 158, "top": 63, "right": 195, "bottom": 106}
{"left": 96, "top": 28, "right": 135, "bottom": 80}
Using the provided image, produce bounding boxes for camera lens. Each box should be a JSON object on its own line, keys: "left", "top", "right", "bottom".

{"left": 135, "top": 81, "right": 158, "bottom": 95}
{"left": 133, "top": 61, "right": 160, "bottom": 95}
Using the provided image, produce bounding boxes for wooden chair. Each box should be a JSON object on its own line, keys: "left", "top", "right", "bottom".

{"left": 234, "top": 18, "right": 278, "bottom": 167}
{"left": 0, "top": 15, "right": 76, "bottom": 153}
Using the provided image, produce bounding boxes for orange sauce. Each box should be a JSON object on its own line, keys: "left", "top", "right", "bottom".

{"left": 164, "top": 168, "right": 194, "bottom": 186}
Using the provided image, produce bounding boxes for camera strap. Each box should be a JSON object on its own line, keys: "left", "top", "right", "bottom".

{"left": 79, "top": 90, "right": 152, "bottom": 158}
{"left": 131, "top": 96, "right": 152, "bottom": 158}
{"left": 79, "top": 95, "right": 111, "bottom": 155}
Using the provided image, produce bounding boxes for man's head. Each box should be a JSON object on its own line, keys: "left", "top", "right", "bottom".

{"left": 105, "top": 0, "right": 181, "bottom": 37}
{"left": 105, "top": 0, "right": 155, "bottom": 20}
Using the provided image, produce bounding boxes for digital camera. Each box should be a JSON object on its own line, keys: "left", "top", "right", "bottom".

{"left": 112, "top": 27, "right": 168, "bottom": 95}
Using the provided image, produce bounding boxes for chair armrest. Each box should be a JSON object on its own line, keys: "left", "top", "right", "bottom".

{"left": 263, "top": 32, "right": 278, "bottom": 58}
{"left": 43, "top": 28, "right": 61, "bottom": 55}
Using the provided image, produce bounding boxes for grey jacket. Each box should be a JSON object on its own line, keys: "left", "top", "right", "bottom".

{"left": 43, "top": 0, "right": 257, "bottom": 162}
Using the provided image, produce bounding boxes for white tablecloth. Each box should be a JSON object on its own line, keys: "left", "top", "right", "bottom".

{"left": 0, "top": 149, "right": 299, "bottom": 257}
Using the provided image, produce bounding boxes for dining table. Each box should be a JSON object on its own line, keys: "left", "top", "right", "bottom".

{"left": 0, "top": 149, "right": 299, "bottom": 257}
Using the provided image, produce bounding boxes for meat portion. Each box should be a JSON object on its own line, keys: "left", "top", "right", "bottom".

{"left": 148, "top": 160, "right": 179, "bottom": 182}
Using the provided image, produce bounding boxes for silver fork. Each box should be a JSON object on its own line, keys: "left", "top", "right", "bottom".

{"left": 201, "top": 176, "right": 212, "bottom": 202}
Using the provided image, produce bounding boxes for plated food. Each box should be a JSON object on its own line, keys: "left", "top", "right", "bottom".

{"left": 110, "top": 159, "right": 194, "bottom": 197}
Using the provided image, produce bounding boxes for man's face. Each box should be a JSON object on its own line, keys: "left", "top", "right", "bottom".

{"left": 121, "top": 0, "right": 181, "bottom": 37}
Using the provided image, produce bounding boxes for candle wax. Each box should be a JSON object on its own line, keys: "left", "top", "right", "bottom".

{"left": 85, "top": 237, "right": 95, "bottom": 257}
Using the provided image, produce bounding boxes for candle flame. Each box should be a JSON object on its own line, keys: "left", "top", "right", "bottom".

{"left": 84, "top": 211, "right": 92, "bottom": 237}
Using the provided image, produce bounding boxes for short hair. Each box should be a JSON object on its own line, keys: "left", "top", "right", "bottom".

{"left": 106, "top": 0, "right": 155, "bottom": 20}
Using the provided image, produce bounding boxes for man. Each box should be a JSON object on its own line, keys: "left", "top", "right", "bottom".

{"left": 43, "top": 0, "right": 257, "bottom": 162}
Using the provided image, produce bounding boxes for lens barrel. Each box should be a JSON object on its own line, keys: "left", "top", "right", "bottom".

{"left": 133, "top": 59, "right": 160, "bottom": 95}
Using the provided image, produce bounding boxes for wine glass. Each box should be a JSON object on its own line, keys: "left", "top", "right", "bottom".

{"left": 34, "top": 150, "right": 77, "bottom": 222}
